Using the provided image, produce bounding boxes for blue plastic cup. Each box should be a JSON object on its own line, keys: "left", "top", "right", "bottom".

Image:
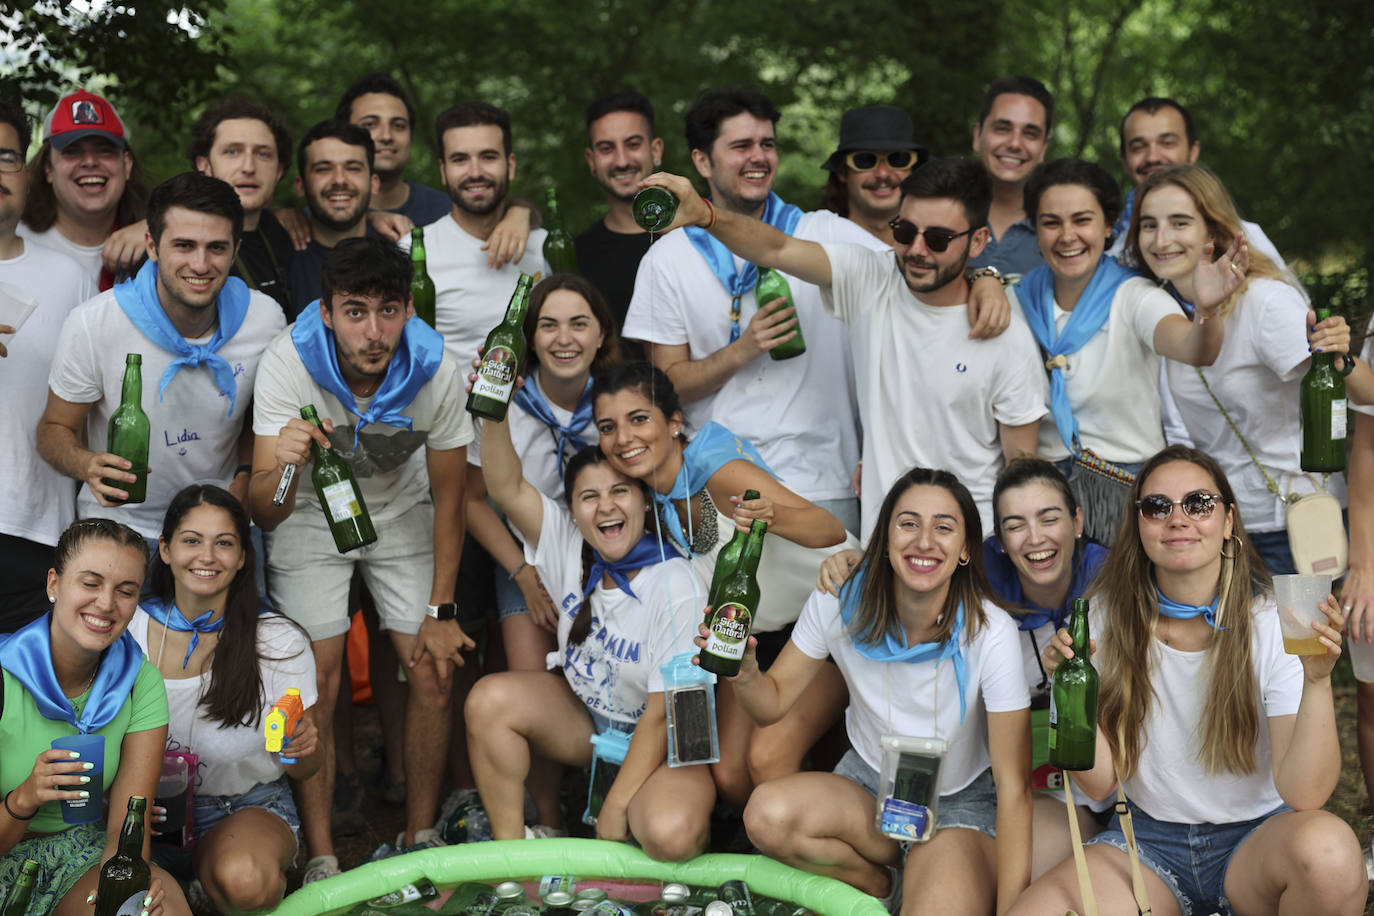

{"left": 51, "top": 733, "right": 104, "bottom": 824}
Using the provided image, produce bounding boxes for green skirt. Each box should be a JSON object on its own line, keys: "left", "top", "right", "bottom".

{"left": 0, "top": 822, "right": 103, "bottom": 914}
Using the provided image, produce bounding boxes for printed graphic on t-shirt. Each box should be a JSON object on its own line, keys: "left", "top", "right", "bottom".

{"left": 325, "top": 426, "right": 429, "bottom": 477}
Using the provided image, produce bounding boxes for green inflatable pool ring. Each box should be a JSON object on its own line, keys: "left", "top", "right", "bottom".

{"left": 267, "top": 838, "right": 888, "bottom": 915}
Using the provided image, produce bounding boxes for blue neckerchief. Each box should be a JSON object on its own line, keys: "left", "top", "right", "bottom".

{"left": 1154, "top": 583, "right": 1224, "bottom": 630}
{"left": 0, "top": 612, "right": 143, "bottom": 734}
{"left": 1160, "top": 281, "right": 1195, "bottom": 316}
{"left": 1017, "top": 255, "right": 1139, "bottom": 453}
{"left": 683, "top": 193, "right": 803, "bottom": 342}
{"left": 1112, "top": 187, "right": 1136, "bottom": 244}
{"left": 291, "top": 305, "right": 445, "bottom": 448}
{"left": 112, "top": 259, "right": 251, "bottom": 418}
{"left": 838, "top": 571, "right": 968, "bottom": 723}
{"left": 982, "top": 538, "right": 1108, "bottom": 631}
{"left": 650, "top": 422, "right": 776, "bottom": 554}
{"left": 584, "top": 532, "right": 684, "bottom": 601}
{"left": 512, "top": 372, "right": 595, "bottom": 477}
{"left": 140, "top": 597, "right": 225, "bottom": 670}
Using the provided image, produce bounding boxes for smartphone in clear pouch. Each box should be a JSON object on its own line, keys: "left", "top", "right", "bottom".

{"left": 584, "top": 727, "right": 633, "bottom": 826}
{"left": 876, "top": 735, "right": 947, "bottom": 843}
{"left": 661, "top": 652, "right": 719, "bottom": 767}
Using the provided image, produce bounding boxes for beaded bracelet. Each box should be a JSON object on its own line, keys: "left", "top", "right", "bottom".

{"left": 4, "top": 789, "right": 35, "bottom": 821}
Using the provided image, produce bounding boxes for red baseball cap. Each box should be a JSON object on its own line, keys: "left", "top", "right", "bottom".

{"left": 42, "top": 90, "right": 128, "bottom": 151}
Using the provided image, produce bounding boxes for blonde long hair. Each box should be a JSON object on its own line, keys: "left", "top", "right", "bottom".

{"left": 1093, "top": 446, "right": 1271, "bottom": 779}
{"left": 1126, "top": 164, "right": 1293, "bottom": 320}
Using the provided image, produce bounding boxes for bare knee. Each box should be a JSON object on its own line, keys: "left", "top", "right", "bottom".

{"left": 1285, "top": 812, "right": 1365, "bottom": 900}
{"left": 711, "top": 755, "right": 754, "bottom": 810}
{"left": 746, "top": 728, "right": 802, "bottom": 786}
{"left": 742, "top": 782, "right": 800, "bottom": 856}
{"left": 203, "top": 852, "right": 285, "bottom": 914}
{"left": 464, "top": 672, "right": 523, "bottom": 733}
{"left": 635, "top": 806, "right": 709, "bottom": 862}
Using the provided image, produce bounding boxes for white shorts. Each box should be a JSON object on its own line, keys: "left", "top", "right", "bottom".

{"left": 264, "top": 500, "right": 434, "bottom": 641}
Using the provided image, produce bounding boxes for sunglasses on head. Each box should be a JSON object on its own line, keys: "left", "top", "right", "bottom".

{"left": 887, "top": 218, "right": 973, "bottom": 252}
{"left": 1136, "top": 490, "right": 1223, "bottom": 522}
{"left": 845, "top": 150, "right": 919, "bottom": 172}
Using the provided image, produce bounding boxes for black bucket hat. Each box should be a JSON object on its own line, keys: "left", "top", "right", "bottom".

{"left": 822, "top": 105, "right": 926, "bottom": 171}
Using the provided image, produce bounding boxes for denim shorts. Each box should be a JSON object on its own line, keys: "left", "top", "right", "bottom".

{"left": 833, "top": 748, "right": 998, "bottom": 841}
{"left": 494, "top": 566, "right": 530, "bottom": 621}
{"left": 1085, "top": 800, "right": 1288, "bottom": 915}
{"left": 151, "top": 777, "right": 300, "bottom": 876}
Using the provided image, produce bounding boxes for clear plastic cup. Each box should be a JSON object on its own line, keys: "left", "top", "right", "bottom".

{"left": 1274, "top": 574, "right": 1333, "bottom": 655}
{"left": 1350, "top": 637, "right": 1374, "bottom": 682}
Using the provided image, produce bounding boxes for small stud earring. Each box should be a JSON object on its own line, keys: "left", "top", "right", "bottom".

{"left": 654, "top": 158, "right": 661, "bottom": 166}
{"left": 47, "top": 595, "right": 55, "bottom": 603}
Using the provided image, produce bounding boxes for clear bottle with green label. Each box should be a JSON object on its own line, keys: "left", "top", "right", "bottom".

{"left": 368, "top": 877, "right": 438, "bottom": 907}
{"left": 700, "top": 519, "right": 767, "bottom": 676}
{"left": 543, "top": 187, "right": 578, "bottom": 274}
{"left": 632, "top": 187, "right": 678, "bottom": 232}
{"left": 105, "top": 353, "right": 149, "bottom": 504}
{"left": 410, "top": 227, "right": 436, "bottom": 328}
{"left": 756, "top": 269, "right": 806, "bottom": 361}
{"left": 705, "top": 489, "right": 762, "bottom": 618}
{"left": 0, "top": 859, "right": 38, "bottom": 916}
{"left": 1300, "top": 307, "right": 1348, "bottom": 472}
{"left": 467, "top": 273, "right": 533, "bottom": 422}
{"left": 93, "top": 796, "right": 149, "bottom": 916}
{"left": 1048, "top": 598, "right": 1098, "bottom": 771}
{"left": 302, "top": 404, "right": 377, "bottom": 553}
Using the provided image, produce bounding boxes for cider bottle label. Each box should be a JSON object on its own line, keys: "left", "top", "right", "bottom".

{"left": 321, "top": 480, "right": 363, "bottom": 523}
{"left": 1047, "top": 693, "right": 1058, "bottom": 751}
{"left": 111, "top": 892, "right": 145, "bottom": 916}
{"left": 472, "top": 346, "right": 518, "bottom": 402}
{"left": 1332, "top": 400, "right": 1348, "bottom": 440}
{"left": 705, "top": 602, "right": 752, "bottom": 661}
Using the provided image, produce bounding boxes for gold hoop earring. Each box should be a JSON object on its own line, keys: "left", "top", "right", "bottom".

{"left": 1220, "top": 534, "right": 1241, "bottom": 559}
{"left": 958, "top": 555, "right": 970, "bottom": 567}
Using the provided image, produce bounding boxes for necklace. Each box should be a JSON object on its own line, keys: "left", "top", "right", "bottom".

{"left": 66, "top": 665, "right": 98, "bottom": 699}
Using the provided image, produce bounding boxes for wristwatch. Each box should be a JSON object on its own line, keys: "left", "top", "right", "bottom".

{"left": 426, "top": 602, "right": 459, "bottom": 621}
{"left": 966, "top": 265, "right": 1008, "bottom": 286}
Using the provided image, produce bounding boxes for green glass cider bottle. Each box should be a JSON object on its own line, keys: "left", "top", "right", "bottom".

{"left": 105, "top": 353, "right": 150, "bottom": 504}
{"left": 542, "top": 187, "right": 578, "bottom": 274}
{"left": 1300, "top": 307, "right": 1348, "bottom": 472}
{"left": 93, "top": 796, "right": 150, "bottom": 916}
{"left": 632, "top": 187, "right": 678, "bottom": 232}
{"left": 700, "top": 519, "right": 767, "bottom": 677}
{"left": 0, "top": 860, "right": 38, "bottom": 916}
{"left": 756, "top": 268, "right": 806, "bottom": 361}
{"left": 1048, "top": 598, "right": 1098, "bottom": 771}
{"left": 302, "top": 404, "right": 377, "bottom": 553}
{"left": 410, "top": 227, "right": 436, "bottom": 328}
{"left": 704, "top": 490, "right": 762, "bottom": 618}
{"left": 467, "top": 273, "right": 534, "bottom": 422}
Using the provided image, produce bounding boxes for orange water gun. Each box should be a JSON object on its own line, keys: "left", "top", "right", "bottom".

{"left": 265, "top": 688, "right": 305, "bottom": 764}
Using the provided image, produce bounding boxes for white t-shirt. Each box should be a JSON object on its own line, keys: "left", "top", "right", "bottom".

{"left": 252, "top": 327, "right": 473, "bottom": 523}
{"left": 791, "top": 591, "right": 1029, "bottom": 793}
{"left": 17, "top": 224, "right": 105, "bottom": 286}
{"left": 0, "top": 243, "right": 94, "bottom": 545}
{"left": 527, "top": 493, "right": 702, "bottom": 726}
{"left": 624, "top": 211, "right": 888, "bottom": 503}
{"left": 1032, "top": 276, "right": 1178, "bottom": 463}
{"left": 1355, "top": 336, "right": 1374, "bottom": 419}
{"left": 419, "top": 216, "right": 549, "bottom": 368}
{"left": 129, "top": 610, "right": 318, "bottom": 798}
{"left": 1166, "top": 278, "right": 1331, "bottom": 532}
{"left": 1109, "top": 595, "right": 1302, "bottom": 823}
{"left": 468, "top": 373, "right": 595, "bottom": 500}
{"left": 820, "top": 243, "right": 1048, "bottom": 539}
{"left": 48, "top": 288, "right": 286, "bottom": 539}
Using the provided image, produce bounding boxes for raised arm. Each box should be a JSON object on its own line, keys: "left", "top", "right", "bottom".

{"left": 1270, "top": 595, "right": 1344, "bottom": 810}
{"left": 707, "top": 459, "right": 847, "bottom": 548}
{"left": 474, "top": 414, "right": 546, "bottom": 548}
{"left": 640, "top": 172, "right": 832, "bottom": 288}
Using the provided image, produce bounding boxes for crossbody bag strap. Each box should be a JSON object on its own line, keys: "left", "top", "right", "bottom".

{"left": 1194, "top": 367, "right": 1290, "bottom": 502}
{"left": 1063, "top": 772, "right": 1098, "bottom": 916}
{"left": 1113, "top": 770, "right": 1152, "bottom": 915}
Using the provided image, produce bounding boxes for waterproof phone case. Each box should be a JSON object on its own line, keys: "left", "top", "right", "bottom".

{"left": 876, "top": 735, "right": 947, "bottom": 843}
{"left": 583, "top": 727, "right": 633, "bottom": 826}
{"left": 661, "top": 652, "right": 719, "bottom": 767}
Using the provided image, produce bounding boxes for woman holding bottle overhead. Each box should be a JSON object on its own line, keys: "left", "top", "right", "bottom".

{"left": 463, "top": 401, "right": 711, "bottom": 858}
{"left": 1017, "top": 158, "right": 1246, "bottom": 542}
{"left": 721, "top": 468, "right": 1031, "bottom": 915}
{"left": 130, "top": 485, "right": 318, "bottom": 915}
{"left": 0, "top": 518, "right": 186, "bottom": 915}
{"left": 1009, "top": 446, "right": 1366, "bottom": 916}
{"left": 1128, "top": 163, "right": 1374, "bottom": 575}
{"left": 592, "top": 361, "right": 857, "bottom": 808}
{"left": 818, "top": 457, "right": 1107, "bottom": 879}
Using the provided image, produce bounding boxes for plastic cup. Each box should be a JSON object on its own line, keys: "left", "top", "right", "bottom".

{"left": 1274, "top": 574, "right": 1333, "bottom": 655}
{"left": 1350, "top": 637, "right": 1374, "bottom": 682}
{"left": 50, "top": 733, "right": 104, "bottom": 824}
{"left": 155, "top": 754, "right": 189, "bottom": 842}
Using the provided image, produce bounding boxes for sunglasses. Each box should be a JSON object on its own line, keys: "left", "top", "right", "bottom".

{"left": 887, "top": 218, "right": 974, "bottom": 252}
{"left": 1136, "top": 490, "right": 1223, "bottom": 522}
{"left": 845, "top": 150, "right": 919, "bottom": 172}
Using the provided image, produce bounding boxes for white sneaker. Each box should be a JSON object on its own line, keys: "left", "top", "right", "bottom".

{"left": 523, "top": 824, "right": 566, "bottom": 839}
{"left": 395, "top": 827, "right": 445, "bottom": 848}
{"left": 302, "top": 854, "right": 340, "bottom": 885}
